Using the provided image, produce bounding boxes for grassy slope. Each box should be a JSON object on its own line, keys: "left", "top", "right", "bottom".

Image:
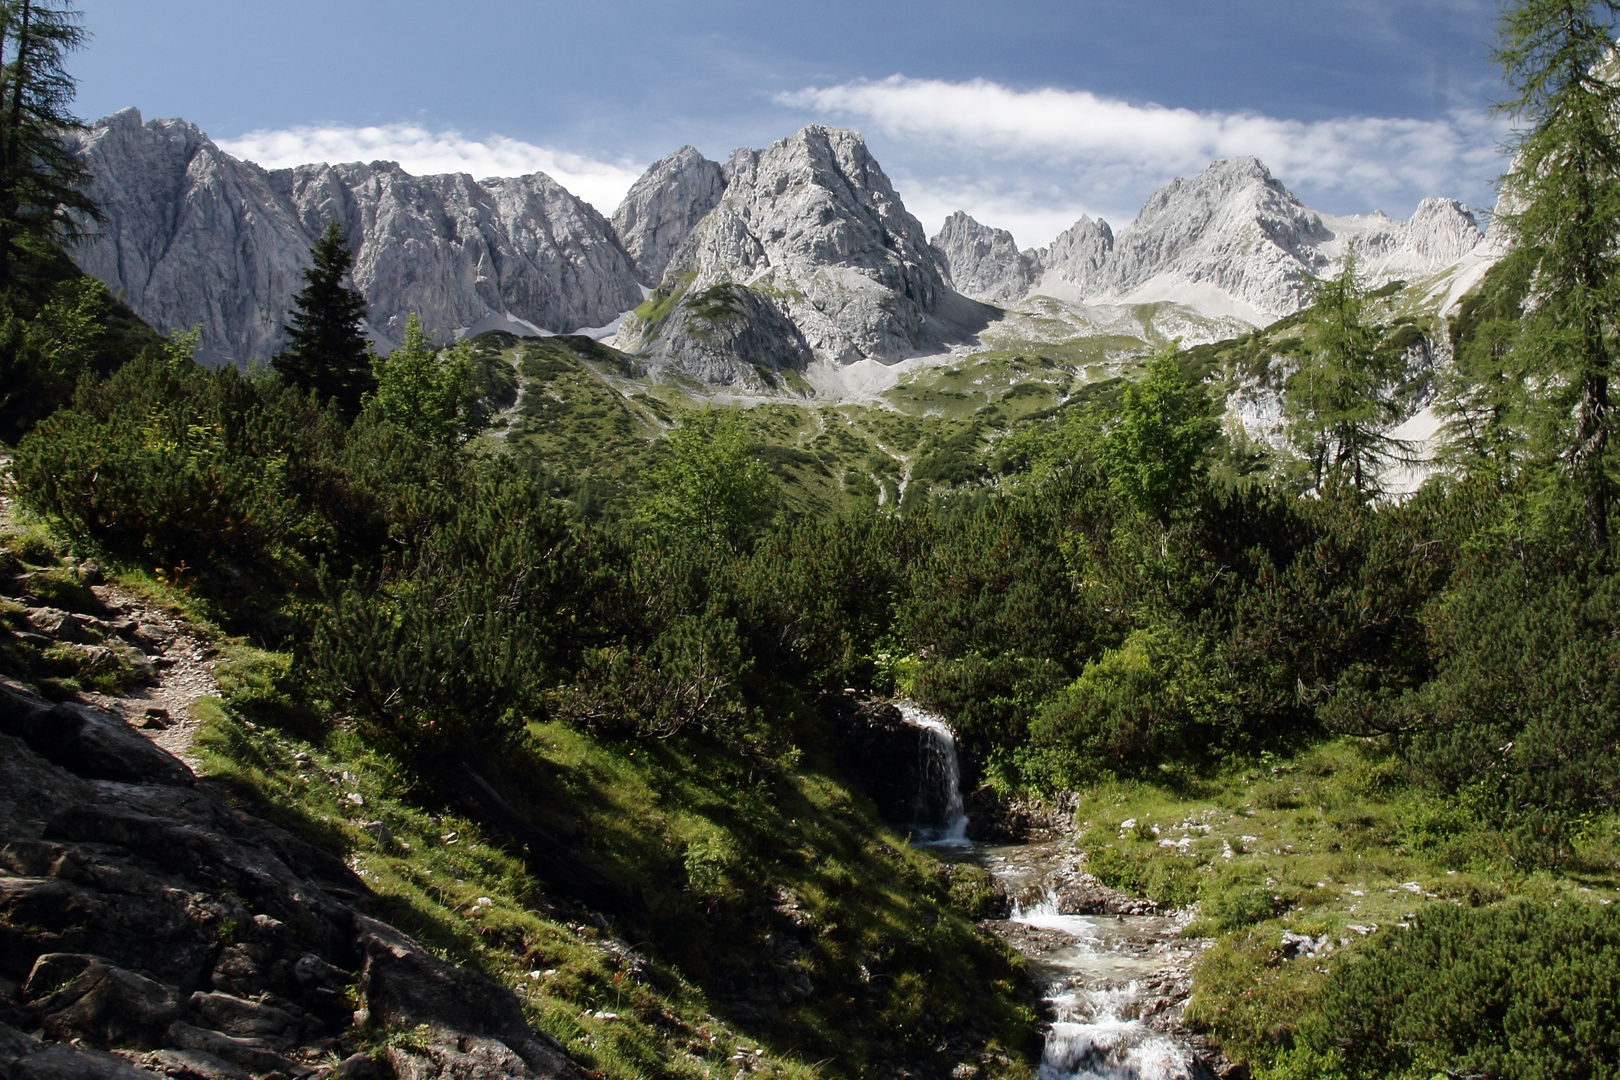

{"left": 1065, "top": 738, "right": 1620, "bottom": 1072}
{"left": 197, "top": 651, "right": 1038, "bottom": 1079}
{"left": 473, "top": 329, "right": 1155, "bottom": 519}
{"left": 0, "top": 519, "right": 1036, "bottom": 1080}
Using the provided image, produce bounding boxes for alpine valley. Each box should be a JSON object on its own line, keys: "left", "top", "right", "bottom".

{"left": 15, "top": 20, "right": 1620, "bottom": 1076}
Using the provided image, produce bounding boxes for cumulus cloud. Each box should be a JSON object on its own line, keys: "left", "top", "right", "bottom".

{"left": 218, "top": 123, "right": 645, "bottom": 215}
{"left": 777, "top": 77, "right": 1509, "bottom": 246}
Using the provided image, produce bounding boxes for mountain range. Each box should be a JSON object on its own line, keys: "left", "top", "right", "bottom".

{"left": 67, "top": 108, "right": 1490, "bottom": 383}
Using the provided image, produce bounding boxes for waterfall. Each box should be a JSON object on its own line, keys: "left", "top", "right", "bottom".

{"left": 895, "top": 703, "right": 969, "bottom": 842}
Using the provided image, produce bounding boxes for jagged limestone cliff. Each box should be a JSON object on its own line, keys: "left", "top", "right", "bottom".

{"left": 69, "top": 109, "right": 642, "bottom": 364}
{"left": 932, "top": 157, "right": 1486, "bottom": 322}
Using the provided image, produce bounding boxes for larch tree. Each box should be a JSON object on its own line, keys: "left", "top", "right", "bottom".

{"left": 1493, "top": 0, "right": 1620, "bottom": 547}
{"left": 274, "top": 221, "right": 374, "bottom": 419}
{"left": 1284, "top": 261, "right": 1409, "bottom": 496}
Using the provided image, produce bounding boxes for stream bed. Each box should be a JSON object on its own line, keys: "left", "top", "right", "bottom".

{"left": 932, "top": 842, "right": 1213, "bottom": 1080}
{"left": 893, "top": 702, "right": 1217, "bottom": 1079}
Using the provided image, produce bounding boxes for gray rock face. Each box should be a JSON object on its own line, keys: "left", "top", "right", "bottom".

{"left": 929, "top": 212, "right": 1033, "bottom": 302}
{"left": 276, "top": 161, "right": 642, "bottom": 348}
{"left": 619, "top": 125, "right": 954, "bottom": 374}
{"left": 612, "top": 146, "right": 726, "bottom": 287}
{"left": 939, "top": 157, "right": 1485, "bottom": 322}
{"left": 628, "top": 280, "right": 813, "bottom": 387}
{"left": 69, "top": 109, "right": 643, "bottom": 365}
{"left": 67, "top": 108, "right": 311, "bottom": 368}
{"left": 1033, "top": 215, "right": 1115, "bottom": 297}
{"left": 0, "top": 676, "right": 587, "bottom": 1080}
{"left": 1093, "top": 156, "right": 1335, "bottom": 317}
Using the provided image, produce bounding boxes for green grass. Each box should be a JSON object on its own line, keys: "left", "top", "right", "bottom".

{"left": 1053, "top": 738, "right": 1620, "bottom": 1073}
{"left": 188, "top": 640, "right": 1038, "bottom": 1080}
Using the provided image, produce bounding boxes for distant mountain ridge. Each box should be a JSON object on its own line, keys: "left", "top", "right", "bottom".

{"left": 67, "top": 110, "right": 1490, "bottom": 381}
{"left": 933, "top": 157, "right": 1486, "bottom": 322}
{"left": 70, "top": 108, "right": 642, "bottom": 365}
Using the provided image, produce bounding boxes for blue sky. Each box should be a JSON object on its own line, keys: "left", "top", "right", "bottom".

{"left": 76, "top": 0, "right": 1510, "bottom": 245}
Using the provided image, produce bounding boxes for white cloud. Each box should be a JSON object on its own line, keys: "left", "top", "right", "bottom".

{"left": 217, "top": 123, "right": 646, "bottom": 215}
{"left": 777, "top": 77, "right": 1509, "bottom": 245}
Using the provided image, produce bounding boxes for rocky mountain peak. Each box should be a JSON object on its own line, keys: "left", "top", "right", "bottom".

{"left": 612, "top": 146, "right": 726, "bottom": 287}
{"left": 930, "top": 212, "right": 1034, "bottom": 303}
{"left": 68, "top": 110, "right": 642, "bottom": 364}
{"left": 929, "top": 156, "right": 1486, "bottom": 323}
{"left": 617, "top": 124, "right": 962, "bottom": 382}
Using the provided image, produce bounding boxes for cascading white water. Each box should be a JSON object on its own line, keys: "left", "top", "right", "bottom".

{"left": 896, "top": 703, "right": 969, "bottom": 842}
{"left": 1008, "top": 888, "right": 1195, "bottom": 1080}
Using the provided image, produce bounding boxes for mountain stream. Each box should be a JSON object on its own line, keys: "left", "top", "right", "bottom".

{"left": 897, "top": 705, "right": 1212, "bottom": 1080}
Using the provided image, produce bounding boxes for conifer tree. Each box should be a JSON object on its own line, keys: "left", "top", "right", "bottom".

{"left": 274, "top": 221, "right": 374, "bottom": 418}
{"left": 1493, "top": 0, "right": 1620, "bottom": 547}
{"left": 1284, "top": 261, "right": 1408, "bottom": 496}
{"left": 0, "top": 0, "right": 98, "bottom": 291}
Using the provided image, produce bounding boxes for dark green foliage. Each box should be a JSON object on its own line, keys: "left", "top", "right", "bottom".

{"left": 1102, "top": 343, "right": 1220, "bottom": 521}
{"left": 1285, "top": 902, "right": 1620, "bottom": 1079}
{"left": 13, "top": 353, "right": 350, "bottom": 626}
{"left": 1389, "top": 525, "right": 1620, "bottom": 850}
{"left": 636, "top": 409, "right": 780, "bottom": 553}
{"left": 0, "top": 273, "right": 164, "bottom": 442}
{"left": 1493, "top": 0, "right": 1620, "bottom": 547}
{"left": 1284, "top": 262, "right": 1411, "bottom": 495}
{"left": 314, "top": 465, "right": 599, "bottom": 757}
{"left": 273, "top": 222, "right": 374, "bottom": 418}
{"left": 0, "top": 0, "right": 98, "bottom": 290}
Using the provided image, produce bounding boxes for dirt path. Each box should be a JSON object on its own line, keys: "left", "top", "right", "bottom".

{"left": 0, "top": 453, "right": 219, "bottom": 760}
{"left": 75, "top": 586, "right": 221, "bottom": 760}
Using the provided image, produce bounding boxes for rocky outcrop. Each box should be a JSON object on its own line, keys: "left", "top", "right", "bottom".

{"left": 624, "top": 279, "right": 813, "bottom": 387}
{"left": 931, "top": 157, "right": 1485, "bottom": 322}
{"left": 618, "top": 125, "right": 969, "bottom": 377}
{"left": 67, "top": 108, "right": 313, "bottom": 369}
{"left": 611, "top": 147, "right": 726, "bottom": 287}
{"left": 0, "top": 677, "right": 587, "bottom": 1080}
{"left": 69, "top": 109, "right": 642, "bottom": 365}
{"left": 276, "top": 162, "right": 641, "bottom": 349}
{"left": 929, "top": 212, "right": 1033, "bottom": 303}
{"left": 1033, "top": 216, "right": 1115, "bottom": 298}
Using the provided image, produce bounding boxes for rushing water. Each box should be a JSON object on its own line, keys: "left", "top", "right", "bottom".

{"left": 896, "top": 703, "right": 969, "bottom": 843}
{"left": 896, "top": 703, "right": 1203, "bottom": 1080}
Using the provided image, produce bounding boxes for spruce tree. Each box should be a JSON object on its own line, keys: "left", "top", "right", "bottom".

{"left": 1493, "top": 0, "right": 1620, "bottom": 547}
{"left": 0, "top": 0, "right": 99, "bottom": 292}
{"left": 274, "top": 221, "right": 374, "bottom": 418}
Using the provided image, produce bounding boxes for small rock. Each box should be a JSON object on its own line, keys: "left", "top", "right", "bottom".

{"left": 11, "top": 1043, "right": 163, "bottom": 1078}
{"left": 146, "top": 1048, "right": 252, "bottom": 1080}
{"left": 141, "top": 709, "right": 172, "bottom": 731}
{"left": 358, "top": 821, "right": 393, "bottom": 846}
{"left": 332, "top": 1053, "right": 380, "bottom": 1079}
